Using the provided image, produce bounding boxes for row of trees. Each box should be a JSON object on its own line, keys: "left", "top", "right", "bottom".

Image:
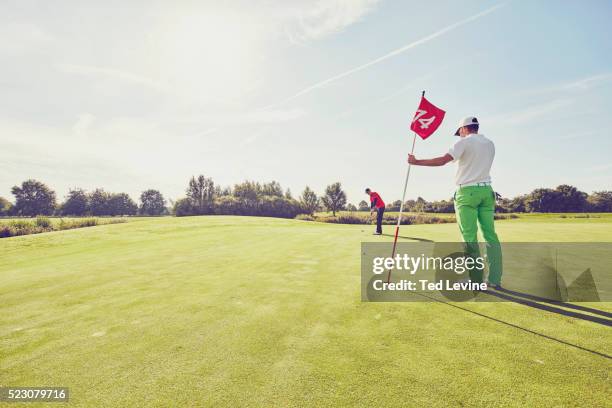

{"left": 497, "top": 185, "right": 612, "bottom": 213}
{"left": 1, "top": 180, "right": 167, "bottom": 217}
{"left": 0, "top": 178, "right": 349, "bottom": 218}
{"left": 354, "top": 185, "right": 612, "bottom": 214}
{"left": 2, "top": 179, "right": 610, "bottom": 218}
{"left": 173, "top": 176, "right": 348, "bottom": 217}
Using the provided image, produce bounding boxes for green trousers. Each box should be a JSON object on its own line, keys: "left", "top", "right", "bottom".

{"left": 454, "top": 185, "right": 503, "bottom": 285}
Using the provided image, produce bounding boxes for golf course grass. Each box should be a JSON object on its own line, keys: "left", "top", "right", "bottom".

{"left": 1, "top": 216, "right": 610, "bottom": 407}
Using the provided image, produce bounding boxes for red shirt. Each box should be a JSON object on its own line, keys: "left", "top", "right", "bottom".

{"left": 369, "top": 192, "right": 385, "bottom": 209}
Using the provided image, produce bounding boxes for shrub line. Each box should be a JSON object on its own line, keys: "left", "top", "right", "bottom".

{"left": 0, "top": 217, "right": 126, "bottom": 238}
{"left": 296, "top": 212, "right": 519, "bottom": 225}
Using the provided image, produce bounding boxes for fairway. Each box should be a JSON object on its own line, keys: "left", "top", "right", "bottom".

{"left": 1, "top": 217, "right": 611, "bottom": 407}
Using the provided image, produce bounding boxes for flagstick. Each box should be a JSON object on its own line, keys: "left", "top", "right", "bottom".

{"left": 386, "top": 90, "right": 424, "bottom": 284}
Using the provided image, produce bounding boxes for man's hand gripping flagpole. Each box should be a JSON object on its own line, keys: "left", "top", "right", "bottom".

{"left": 385, "top": 91, "right": 446, "bottom": 284}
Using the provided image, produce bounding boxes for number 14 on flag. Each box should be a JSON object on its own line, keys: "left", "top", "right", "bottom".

{"left": 410, "top": 96, "right": 446, "bottom": 140}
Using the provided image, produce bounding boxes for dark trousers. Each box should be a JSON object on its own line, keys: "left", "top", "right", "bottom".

{"left": 375, "top": 206, "right": 385, "bottom": 233}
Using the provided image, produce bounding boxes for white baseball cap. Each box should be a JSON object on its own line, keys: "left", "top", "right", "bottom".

{"left": 454, "top": 116, "right": 479, "bottom": 136}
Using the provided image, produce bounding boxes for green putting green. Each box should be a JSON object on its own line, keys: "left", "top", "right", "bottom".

{"left": 1, "top": 216, "right": 610, "bottom": 407}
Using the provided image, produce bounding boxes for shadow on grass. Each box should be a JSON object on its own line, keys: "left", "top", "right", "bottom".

{"left": 380, "top": 233, "right": 434, "bottom": 242}
{"left": 495, "top": 287, "right": 612, "bottom": 318}
{"left": 483, "top": 289, "right": 612, "bottom": 327}
{"left": 413, "top": 291, "right": 611, "bottom": 360}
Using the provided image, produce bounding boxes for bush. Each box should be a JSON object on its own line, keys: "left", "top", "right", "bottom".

{"left": 9, "top": 219, "right": 33, "bottom": 229}
{"left": 0, "top": 217, "right": 125, "bottom": 238}
{"left": 409, "top": 214, "right": 454, "bottom": 224}
{"left": 380, "top": 214, "right": 455, "bottom": 225}
{"left": 35, "top": 216, "right": 52, "bottom": 229}
{"left": 294, "top": 214, "right": 315, "bottom": 221}
{"left": 1, "top": 219, "right": 43, "bottom": 237}
{"left": 310, "top": 212, "right": 456, "bottom": 225}
{"left": 257, "top": 196, "right": 304, "bottom": 218}
{"left": 58, "top": 218, "right": 99, "bottom": 230}
{"left": 313, "top": 214, "right": 368, "bottom": 224}
{"left": 307, "top": 212, "right": 524, "bottom": 225}
{"left": 337, "top": 214, "right": 368, "bottom": 224}
{"left": 493, "top": 214, "right": 519, "bottom": 220}
{"left": 0, "top": 225, "right": 16, "bottom": 238}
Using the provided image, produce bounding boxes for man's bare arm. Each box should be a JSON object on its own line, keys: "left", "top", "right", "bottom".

{"left": 407, "top": 153, "right": 453, "bottom": 167}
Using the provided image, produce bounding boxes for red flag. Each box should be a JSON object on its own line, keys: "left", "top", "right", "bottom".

{"left": 410, "top": 96, "right": 446, "bottom": 140}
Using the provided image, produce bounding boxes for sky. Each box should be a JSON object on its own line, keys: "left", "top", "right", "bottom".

{"left": 1, "top": 0, "right": 611, "bottom": 205}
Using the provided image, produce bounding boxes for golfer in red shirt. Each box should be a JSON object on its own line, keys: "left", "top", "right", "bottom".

{"left": 365, "top": 188, "right": 385, "bottom": 235}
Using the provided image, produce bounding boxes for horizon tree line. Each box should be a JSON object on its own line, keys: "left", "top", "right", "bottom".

{"left": 0, "top": 177, "right": 343, "bottom": 218}
{"left": 2, "top": 180, "right": 167, "bottom": 217}
{"left": 1, "top": 178, "right": 611, "bottom": 218}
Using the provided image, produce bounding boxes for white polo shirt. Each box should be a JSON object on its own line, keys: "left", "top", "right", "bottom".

{"left": 447, "top": 133, "right": 495, "bottom": 186}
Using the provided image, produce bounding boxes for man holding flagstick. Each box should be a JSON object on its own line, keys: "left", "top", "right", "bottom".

{"left": 407, "top": 116, "right": 503, "bottom": 288}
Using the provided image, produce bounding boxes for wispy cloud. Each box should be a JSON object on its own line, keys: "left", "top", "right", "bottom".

{"left": 240, "top": 126, "right": 272, "bottom": 147}
{"left": 334, "top": 66, "right": 452, "bottom": 119}
{"left": 285, "top": 0, "right": 380, "bottom": 43}
{"left": 267, "top": 3, "right": 505, "bottom": 108}
{"left": 56, "top": 63, "right": 173, "bottom": 93}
